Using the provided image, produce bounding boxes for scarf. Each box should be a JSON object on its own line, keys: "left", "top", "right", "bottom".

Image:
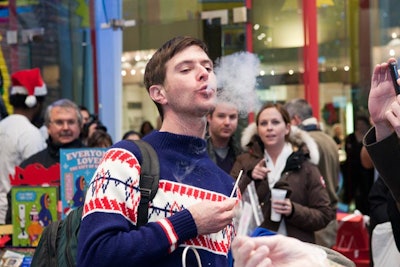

{"left": 264, "top": 142, "right": 293, "bottom": 189}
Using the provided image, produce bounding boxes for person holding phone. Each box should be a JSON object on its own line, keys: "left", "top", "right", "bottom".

{"left": 363, "top": 58, "right": 400, "bottom": 252}
{"left": 389, "top": 61, "right": 400, "bottom": 94}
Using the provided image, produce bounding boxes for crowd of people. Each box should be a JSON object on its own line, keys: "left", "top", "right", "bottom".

{"left": 1, "top": 36, "right": 400, "bottom": 266}
{"left": 0, "top": 69, "right": 154, "bottom": 227}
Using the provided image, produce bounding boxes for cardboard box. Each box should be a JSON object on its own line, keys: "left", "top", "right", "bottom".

{"left": 11, "top": 186, "right": 58, "bottom": 247}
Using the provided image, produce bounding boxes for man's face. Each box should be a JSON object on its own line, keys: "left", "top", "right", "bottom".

{"left": 47, "top": 106, "right": 81, "bottom": 145}
{"left": 161, "top": 45, "right": 217, "bottom": 117}
{"left": 207, "top": 102, "right": 238, "bottom": 140}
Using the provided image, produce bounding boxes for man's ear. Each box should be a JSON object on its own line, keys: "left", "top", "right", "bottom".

{"left": 291, "top": 115, "right": 301, "bottom": 126}
{"left": 206, "top": 113, "right": 212, "bottom": 123}
{"left": 149, "top": 85, "right": 167, "bottom": 105}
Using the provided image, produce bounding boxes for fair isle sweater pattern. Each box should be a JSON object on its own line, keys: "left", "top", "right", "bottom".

{"left": 151, "top": 180, "right": 235, "bottom": 255}
{"left": 82, "top": 146, "right": 234, "bottom": 256}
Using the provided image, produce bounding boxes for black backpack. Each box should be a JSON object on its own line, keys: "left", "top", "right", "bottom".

{"left": 30, "top": 140, "right": 159, "bottom": 267}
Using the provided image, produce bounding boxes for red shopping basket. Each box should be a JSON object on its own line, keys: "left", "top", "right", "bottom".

{"left": 332, "top": 212, "right": 370, "bottom": 267}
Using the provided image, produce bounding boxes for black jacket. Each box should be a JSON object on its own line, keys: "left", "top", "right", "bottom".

{"left": 20, "top": 138, "right": 85, "bottom": 168}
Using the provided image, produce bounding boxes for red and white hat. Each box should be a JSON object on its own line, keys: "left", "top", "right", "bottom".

{"left": 10, "top": 68, "right": 47, "bottom": 108}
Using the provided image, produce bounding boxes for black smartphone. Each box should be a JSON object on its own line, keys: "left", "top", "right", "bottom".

{"left": 389, "top": 61, "right": 400, "bottom": 95}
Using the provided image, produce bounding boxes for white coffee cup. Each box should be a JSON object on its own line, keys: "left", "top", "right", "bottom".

{"left": 270, "top": 188, "right": 287, "bottom": 222}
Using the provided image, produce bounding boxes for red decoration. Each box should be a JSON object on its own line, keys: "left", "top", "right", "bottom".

{"left": 9, "top": 163, "right": 60, "bottom": 186}
{"left": 322, "top": 102, "right": 339, "bottom": 126}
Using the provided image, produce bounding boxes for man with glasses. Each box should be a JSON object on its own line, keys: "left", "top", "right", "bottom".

{"left": 19, "top": 98, "right": 85, "bottom": 169}
{"left": 0, "top": 68, "right": 48, "bottom": 225}
{"left": 12, "top": 99, "right": 88, "bottom": 226}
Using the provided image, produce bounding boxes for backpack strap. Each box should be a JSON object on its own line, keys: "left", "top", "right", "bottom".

{"left": 132, "top": 140, "right": 159, "bottom": 227}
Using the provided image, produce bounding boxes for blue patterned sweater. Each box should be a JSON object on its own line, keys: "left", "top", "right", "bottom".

{"left": 77, "top": 131, "right": 236, "bottom": 267}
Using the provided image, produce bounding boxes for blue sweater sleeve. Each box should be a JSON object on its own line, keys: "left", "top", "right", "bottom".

{"left": 76, "top": 144, "right": 198, "bottom": 266}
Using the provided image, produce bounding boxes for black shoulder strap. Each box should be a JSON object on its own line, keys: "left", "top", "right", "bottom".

{"left": 132, "top": 140, "right": 159, "bottom": 227}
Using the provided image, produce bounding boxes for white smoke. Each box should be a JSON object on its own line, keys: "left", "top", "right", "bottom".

{"left": 214, "top": 52, "right": 261, "bottom": 117}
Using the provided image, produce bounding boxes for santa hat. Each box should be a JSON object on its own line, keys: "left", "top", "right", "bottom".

{"left": 10, "top": 68, "right": 47, "bottom": 108}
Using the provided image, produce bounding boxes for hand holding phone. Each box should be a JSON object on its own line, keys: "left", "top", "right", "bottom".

{"left": 389, "top": 61, "right": 400, "bottom": 95}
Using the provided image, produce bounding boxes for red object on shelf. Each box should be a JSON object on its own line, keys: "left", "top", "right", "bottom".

{"left": 9, "top": 163, "right": 60, "bottom": 186}
{"left": 0, "top": 235, "right": 11, "bottom": 247}
{"left": 332, "top": 212, "right": 370, "bottom": 267}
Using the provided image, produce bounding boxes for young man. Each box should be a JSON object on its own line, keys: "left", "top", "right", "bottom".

{"left": 0, "top": 68, "right": 47, "bottom": 224}
{"left": 206, "top": 101, "right": 240, "bottom": 173}
{"left": 77, "top": 36, "right": 237, "bottom": 267}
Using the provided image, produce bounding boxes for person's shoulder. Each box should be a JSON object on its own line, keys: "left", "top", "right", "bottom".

{"left": 22, "top": 119, "right": 43, "bottom": 138}
{"left": 235, "top": 150, "right": 254, "bottom": 160}
{"left": 309, "top": 131, "right": 338, "bottom": 150}
{"left": 300, "top": 159, "right": 322, "bottom": 176}
{"left": 112, "top": 139, "right": 140, "bottom": 150}
{"left": 20, "top": 148, "right": 47, "bottom": 168}
{"left": 110, "top": 139, "right": 147, "bottom": 161}
{"left": 0, "top": 114, "right": 30, "bottom": 130}
{"left": 301, "top": 158, "right": 318, "bottom": 168}
{"left": 309, "top": 130, "right": 335, "bottom": 142}
{"left": 0, "top": 113, "right": 11, "bottom": 124}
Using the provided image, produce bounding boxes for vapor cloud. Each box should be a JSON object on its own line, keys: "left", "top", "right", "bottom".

{"left": 214, "top": 52, "right": 261, "bottom": 116}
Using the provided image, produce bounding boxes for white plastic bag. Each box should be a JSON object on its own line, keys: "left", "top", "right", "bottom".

{"left": 371, "top": 221, "right": 400, "bottom": 267}
{"left": 234, "top": 181, "right": 264, "bottom": 236}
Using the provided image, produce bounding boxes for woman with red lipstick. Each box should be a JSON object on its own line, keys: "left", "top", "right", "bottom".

{"left": 231, "top": 102, "right": 334, "bottom": 243}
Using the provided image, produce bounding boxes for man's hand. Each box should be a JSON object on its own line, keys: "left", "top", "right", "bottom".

{"left": 369, "top": 58, "right": 398, "bottom": 140}
{"left": 232, "top": 235, "right": 328, "bottom": 267}
{"left": 188, "top": 198, "right": 237, "bottom": 235}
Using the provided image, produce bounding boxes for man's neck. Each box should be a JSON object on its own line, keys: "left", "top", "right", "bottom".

{"left": 160, "top": 114, "right": 207, "bottom": 138}
{"left": 266, "top": 142, "right": 286, "bottom": 165}
{"left": 13, "top": 108, "right": 33, "bottom": 121}
{"left": 301, "top": 117, "right": 318, "bottom": 126}
{"left": 211, "top": 135, "right": 230, "bottom": 148}
{"left": 300, "top": 117, "right": 320, "bottom": 131}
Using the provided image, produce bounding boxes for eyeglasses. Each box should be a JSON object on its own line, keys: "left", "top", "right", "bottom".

{"left": 50, "top": 119, "right": 79, "bottom": 127}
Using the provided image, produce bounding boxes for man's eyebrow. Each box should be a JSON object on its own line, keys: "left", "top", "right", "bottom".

{"left": 175, "top": 59, "right": 213, "bottom": 69}
{"left": 175, "top": 60, "right": 193, "bottom": 69}
{"left": 202, "top": 59, "right": 213, "bottom": 67}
